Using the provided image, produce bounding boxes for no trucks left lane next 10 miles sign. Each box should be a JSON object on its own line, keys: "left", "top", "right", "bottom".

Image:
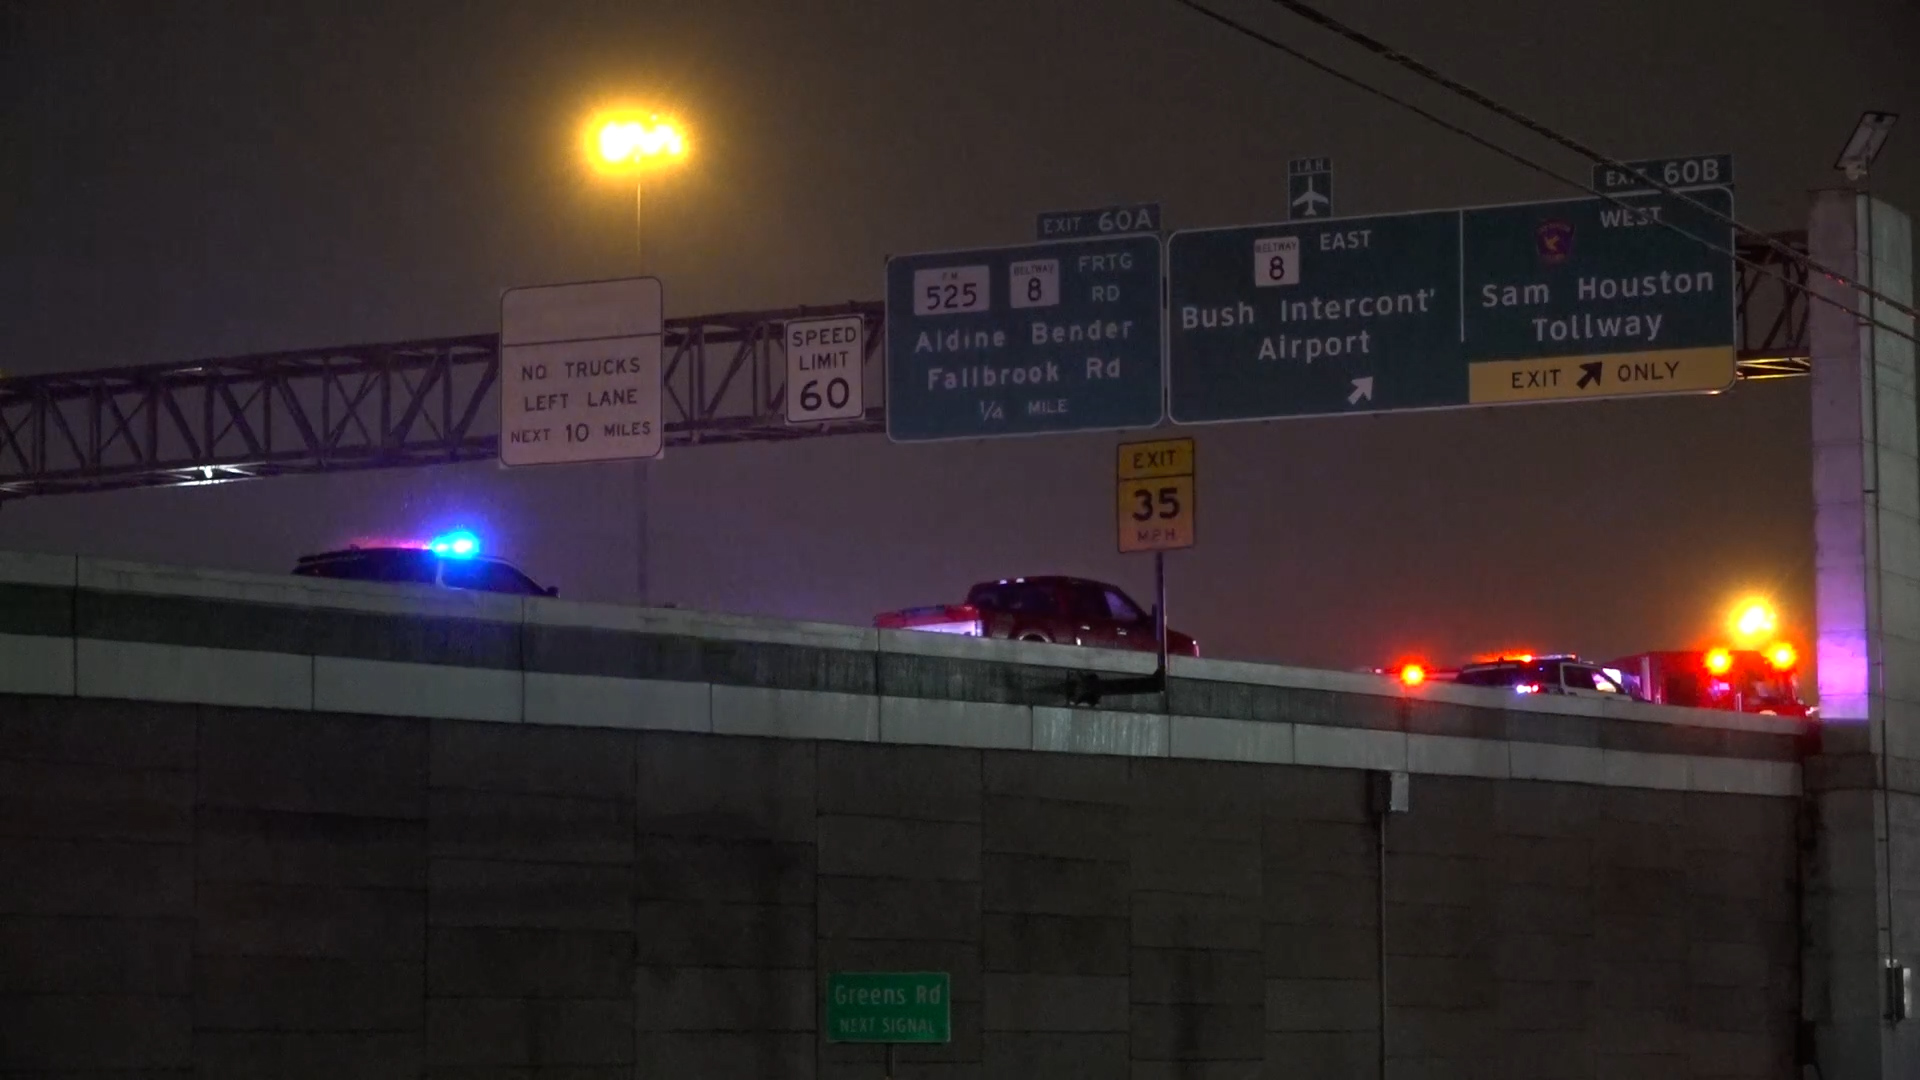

{"left": 499, "top": 277, "right": 664, "bottom": 466}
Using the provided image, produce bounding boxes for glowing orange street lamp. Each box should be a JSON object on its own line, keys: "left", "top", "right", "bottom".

{"left": 583, "top": 109, "right": 689, "bottom": 271}
{"left": 1729, "top": 597, "right": 1778, "bottom": 645}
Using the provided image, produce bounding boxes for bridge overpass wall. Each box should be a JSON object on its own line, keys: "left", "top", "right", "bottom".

{"left": 0, "top": 550, "right": 1807, "bottom": 1077}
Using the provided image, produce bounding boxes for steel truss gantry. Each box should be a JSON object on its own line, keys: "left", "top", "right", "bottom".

{"left": 0, "top": 235, "right": 1811, "bottom": 502}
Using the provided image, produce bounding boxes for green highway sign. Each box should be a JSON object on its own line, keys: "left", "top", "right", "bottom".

{"left": 1592, "top": 154, "right": 1733, "bottom": 194}
{"left": 1166, "top": 187, "right": 1736, "bottom": 423}
{"left": 825, "top": 972, "right": 951, "bottom": 1044}
{"left": 887, "top": 234, "right": 1163, "bottom": 442}
{"left": 1036, "top": 203, "right": 1161, "bottom": 239}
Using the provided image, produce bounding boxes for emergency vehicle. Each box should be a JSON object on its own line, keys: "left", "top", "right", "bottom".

{"left": 1606, "top": 645, "right": 1809, "bottom": 717}
{"left": 1382, "top": 654, "right": 1629, "bottom": 699}
{"left": 1378, "top": 600, "right": 1814, "bottom": 718}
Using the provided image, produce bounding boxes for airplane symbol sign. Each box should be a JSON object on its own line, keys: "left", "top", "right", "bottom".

{"left": 1287, "top": 157, "right": 1334, "bottom": 221}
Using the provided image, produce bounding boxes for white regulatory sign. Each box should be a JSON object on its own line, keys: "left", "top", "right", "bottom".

{"left": 785, "top": 315, "right": 866, "bottom": 424}
{"left": 912, "top": 265, "right": 991, "bottom": 316}
{"left": 1254, "top": 236, "right": 1301, "bottom": 287}
{"left": 1009, "top": 259, "right": 1060, "bottom": 310}
{"left": 499, "top": 277, "right": 664, "bottom": 467}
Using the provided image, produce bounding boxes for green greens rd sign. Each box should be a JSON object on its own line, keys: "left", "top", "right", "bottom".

{"left": 825, "top": 972, "right": 951, "bottom": 1044}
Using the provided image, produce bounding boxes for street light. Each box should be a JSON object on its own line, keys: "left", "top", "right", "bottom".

{"left": 583, "top": 109, "right": 688, "bottom": 271}
{"left": 1729, "top": 596, "right": 1778, "bottom": 645}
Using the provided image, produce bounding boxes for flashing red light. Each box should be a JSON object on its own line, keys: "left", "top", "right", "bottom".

{"left": 1399, "top": 664, "right": 1427, "bottom": 687}
{"left": 1704, "top": 648, "right": 1734, "bottom": 676}
{"left": 1471, "top": 651, "right": 1536, "bottom": 664}
{"left": 1767, "top": 642, "right": 1798, "bottom": 671}
{"left": 1515, "top": 682, "right": 1542, "bottom": 695}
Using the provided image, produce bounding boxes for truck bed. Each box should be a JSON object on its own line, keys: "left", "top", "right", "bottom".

{"left": 873, "top": 604, "right": 983, "bottom": 636}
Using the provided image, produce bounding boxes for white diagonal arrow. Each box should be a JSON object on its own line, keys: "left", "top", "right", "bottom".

{"left": 1347, "top": 376, "right": 1374, "bottom": 405}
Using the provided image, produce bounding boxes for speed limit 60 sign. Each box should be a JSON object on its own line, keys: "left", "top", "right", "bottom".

{"left": 785, "top": 315, "right": 865, "bottom": 424}
{"left": 1116, "top": 437, "right": 1195, "bottom": 553}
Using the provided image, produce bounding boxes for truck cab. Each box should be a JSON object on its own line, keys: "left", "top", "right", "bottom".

{"left": 876, "top": 576, "right": 1198, "bottom": 657}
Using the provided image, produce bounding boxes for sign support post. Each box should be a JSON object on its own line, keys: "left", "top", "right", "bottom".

{"left": 1154, "top": 548, "right": 1169, "bottom": 713}
{"left": 1069, "top": 437, "right": 1195, "bottom": 708}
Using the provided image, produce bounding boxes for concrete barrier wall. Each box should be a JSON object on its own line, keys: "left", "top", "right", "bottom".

{"left": 0, "top": 551, "right": 1804, "bottom": 795}
{"left": 0, "top": 550, "right": 1807, "bottom": 1077}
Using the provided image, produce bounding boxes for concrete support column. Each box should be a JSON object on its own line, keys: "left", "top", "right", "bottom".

{"left": 1806, "top": 189, "right": 1920, "bottom": 1079}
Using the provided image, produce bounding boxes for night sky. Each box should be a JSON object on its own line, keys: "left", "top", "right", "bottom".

{"left": 4, "top": 0, "right": 1918, "bottom": 676}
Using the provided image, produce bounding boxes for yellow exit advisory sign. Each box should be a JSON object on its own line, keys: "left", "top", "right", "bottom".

{"left": 1116, "top": 437, "right": 1195, "bottom": 553}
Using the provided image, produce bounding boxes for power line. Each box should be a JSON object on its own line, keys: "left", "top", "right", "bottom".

{"left": 1167, "top": 0, "right": 1919, "bottom": 349}
{"left": 1256, "top": 0, "right": 1920, "bottom": 326}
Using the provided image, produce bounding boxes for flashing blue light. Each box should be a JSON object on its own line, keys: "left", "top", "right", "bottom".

{"left": 428, "top": 531, "right": 480, "bottom": 559}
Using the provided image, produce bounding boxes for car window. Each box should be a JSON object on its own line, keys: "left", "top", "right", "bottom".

{"left": 1561, "top": 664, "right": 1621, "bottom": 694}
{"left": 1661, "top": 670, "right": 1704, "bottom": 707}
{"left": 972, "top": 584, "right": 1057, "bottom": 616}
{"left": 293, "top": 559, "right": 357, "bottom": 580}
{"left": 1457, "top": 665, "right": 1519, "bottom": 686}
{"left": 1104, "top": 589, "right": 1146, "bottom": 623}
{"left": 345, "top": 550, "right": 438, "bottom": 585}
{"left": 968, "top": 585, "right": 1005, "bottom": 610}
{"left": 1069, "top": 585, "right": 1110, "bottom": 623}
{"left": 440, "top": 558, "right": 538, "bottom": 595}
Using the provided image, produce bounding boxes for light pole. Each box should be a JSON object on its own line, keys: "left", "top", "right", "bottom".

{"left": 583, "top": 110, "right": 688, "bottom": 608}
{"left": 587, "top": 111, "right": 688, "bottom": 273}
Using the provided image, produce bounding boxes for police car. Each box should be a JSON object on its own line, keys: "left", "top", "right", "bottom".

{"left": 292, "top": 532, "right": 555, "bottom": 597}
{"left": 1449, "top": 654, "right": 1628, "bottom": 699}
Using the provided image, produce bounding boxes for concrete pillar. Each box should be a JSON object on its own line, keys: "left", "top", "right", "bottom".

{"left": 1806, "top": 189, "right": 1920, "bottom": 1079}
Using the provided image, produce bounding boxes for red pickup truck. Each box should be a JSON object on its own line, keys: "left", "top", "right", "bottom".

{"left": 874, "top": 577, "right": 1199, "bottom": 657}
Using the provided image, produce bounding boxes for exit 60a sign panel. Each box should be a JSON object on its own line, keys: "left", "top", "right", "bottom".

{"left": 885, "top": 234, "right": 1163, "bottom": 442}
{"left": 1166, "top": 187, "right": 1736, "bottom": 423}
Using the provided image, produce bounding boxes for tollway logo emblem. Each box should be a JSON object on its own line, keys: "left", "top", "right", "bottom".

{"left": 1535, "top": 220, "right": 1574, "bottom": 266}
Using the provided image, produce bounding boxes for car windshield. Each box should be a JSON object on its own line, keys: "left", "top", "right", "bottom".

{"left": 1740, "top": 673, "right": 1795, "bottom": 702}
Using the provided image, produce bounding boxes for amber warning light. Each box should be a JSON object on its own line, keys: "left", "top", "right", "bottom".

{"left": 1704, "top": 648, "right": 1735, "bottom": 676}
{"left": 1768, "top": 643, "right": 1798, "bottom": 671}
